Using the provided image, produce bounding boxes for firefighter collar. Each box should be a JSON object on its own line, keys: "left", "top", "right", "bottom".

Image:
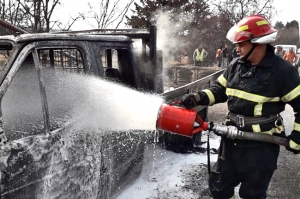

{"left": 237, "top": 44, "right": 275, "bottom": 68}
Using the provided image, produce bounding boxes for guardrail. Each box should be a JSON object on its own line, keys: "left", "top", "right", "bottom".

{"left": 162, "top": 69, "right": 225, "bottom": 102}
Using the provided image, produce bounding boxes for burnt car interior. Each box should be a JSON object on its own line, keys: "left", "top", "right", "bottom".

{"left": 36, "top": 47, "right": 137, "bottom": 88}
{"left": 101, "top": 48, "right": 137, "bottom": 88}
{"left": 38, "top": 48, "right": 84, "bottom": 73}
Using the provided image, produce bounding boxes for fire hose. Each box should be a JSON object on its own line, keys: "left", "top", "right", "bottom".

{"left": 156, "top": 101, "right": 289, "bottom": 174}
{"left": 210, "top": 123, "right": 288, "bottom": 146}
{"left": 156, "top": 102, "right": 288, "bottom": 147}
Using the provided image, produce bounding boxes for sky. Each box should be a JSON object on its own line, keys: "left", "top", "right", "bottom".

{"left": 52, "top": 0, "right": 135, "bottom": 30}
{"left": 272, "top": 0, "right": 300, "bottom": 25}
{"left": 52, "top": 0, "right": 300, "bottom": 31}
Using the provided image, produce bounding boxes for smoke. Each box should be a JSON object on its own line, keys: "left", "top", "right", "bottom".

{"left": 149, "top": 9, "right": 194, "bottom": 91}
{"left": 152, "top": 9, "right": 193, "bottom": 63}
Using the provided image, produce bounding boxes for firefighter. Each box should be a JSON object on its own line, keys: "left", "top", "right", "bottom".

{"left": 181, "top": 15, "right": 300, "bottom": 199}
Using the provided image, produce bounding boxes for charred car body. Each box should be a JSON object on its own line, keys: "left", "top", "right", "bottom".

{"left": 0, "top": 28, "right": 163, "bottom": 199}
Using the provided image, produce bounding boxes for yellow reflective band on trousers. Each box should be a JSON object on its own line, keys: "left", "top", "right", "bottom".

{"left": 203, "top": 89, "right": 215, "bottom": 105}
{"left": 217, "top": 74, "right": 227, "bottom": 88}
{"left": 290, "top": 140, "right": 300, "bottom": 150}
{"left": 226, "top": 88, "right": 281, "bottom": 103}
{"left": 282, "top": 85, "right": 300, "bottom": 102}
{"left": 294, "top": 122, "right": 300, "bottom": 132}
{"left": 195, "top": 49, "right": 204, "bottom": 61}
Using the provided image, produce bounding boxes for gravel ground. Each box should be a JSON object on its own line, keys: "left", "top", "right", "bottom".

{"left": 207, "top": 102, "right": 229, "bottom": 123}
{"left": 183, "top": 103, "right": 300, "bottom": 199}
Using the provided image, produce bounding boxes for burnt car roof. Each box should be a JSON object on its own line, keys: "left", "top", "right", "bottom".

{"left": 0, "top": 33, "right": 133, "bottom": 44}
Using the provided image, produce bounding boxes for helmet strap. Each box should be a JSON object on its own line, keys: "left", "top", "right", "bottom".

{"left": 242, "top": 43, "right": 257, "bottom": 61}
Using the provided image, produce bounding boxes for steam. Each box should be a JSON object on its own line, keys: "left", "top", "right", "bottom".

{"left": 152, "top": 9, "right": 192, "bottom": 63}
{"left": 150, "top": 9, "right": 193, "bottom": 90}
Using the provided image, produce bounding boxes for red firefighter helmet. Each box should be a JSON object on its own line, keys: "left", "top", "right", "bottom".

{"left": 226, "top": 15, "right": 277, "bottom": 44}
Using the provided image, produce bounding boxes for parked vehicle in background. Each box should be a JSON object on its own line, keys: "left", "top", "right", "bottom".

{"left": 274, "top": 44, "right": 300, "bottom": 71}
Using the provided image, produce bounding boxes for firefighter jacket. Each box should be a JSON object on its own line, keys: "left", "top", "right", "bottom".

{"left": 197, "top": 44, "right": 300, "bottom": 148}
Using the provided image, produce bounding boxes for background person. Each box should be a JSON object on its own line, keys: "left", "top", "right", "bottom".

{"left": 192, "top": 44, "right": 208, "bottom": 67}
{"left": 275, "top": 46, "right": 284, "bottom": 58}
{"left": 182, "top": 14, "right": 300, "bottom": 199}
{"left": 222, "top": 44, "right": 229, "bottom": 67}
{"left": 215, "top": 45, "right": 223, "bottom": 68}
{"left": 283, "top": 47, "right": 298, "bottom": 65}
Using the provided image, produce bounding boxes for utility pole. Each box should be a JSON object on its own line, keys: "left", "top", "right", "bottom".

{"left": 28, "top": 0, "right": 42, "bottom": 32}
{"left": 35, "top": 0, "right": 42, "bottom": 32}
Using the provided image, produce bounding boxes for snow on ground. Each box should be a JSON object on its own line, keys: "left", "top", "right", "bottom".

{"left": 115, "top": 136, "right": 221, "bottom": 199}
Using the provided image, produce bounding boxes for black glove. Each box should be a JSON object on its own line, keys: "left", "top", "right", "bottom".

{"left": 181, "top": 93, "right": 200, "bottom": 109}
{"left": 286, "top": 135, "right": 300, "bottom": 154}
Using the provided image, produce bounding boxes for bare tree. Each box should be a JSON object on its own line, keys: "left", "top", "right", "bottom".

{"left": 86, "top": 0, "right": 134, "bottom": 29}
{"left": 206, "top": 0, "right": 276, "bottom": 61}
{"left": 211, "top": 0, "right": 275, "bottom": 29}
{"left": 15, "top": 0, "right": 61, "bottom": 33}
{"left": 0, "top": 0, "right": 25, "bottom": 26}
{"left": 56, "top": 13, "right": 86, "bottom": 31}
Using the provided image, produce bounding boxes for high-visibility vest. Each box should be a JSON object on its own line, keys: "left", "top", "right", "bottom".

{"left": 195, "top": 49, "right": 204, "bottom": 61}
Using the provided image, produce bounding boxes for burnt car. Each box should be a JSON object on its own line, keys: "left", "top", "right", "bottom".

{"left": 0, "top": 30, "right": 163, "bottom": 199}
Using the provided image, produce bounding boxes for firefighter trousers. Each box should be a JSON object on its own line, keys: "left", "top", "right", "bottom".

{"left": 209, "top": 138, "right": 280, "bottom": 199}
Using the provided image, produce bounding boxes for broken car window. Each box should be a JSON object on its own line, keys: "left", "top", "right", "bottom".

{"left": 39, "top": 47, "right": 86, "bottom": 130}
{"left": 38, "top": 48, "right": 84, "bottom": 73}
{"left": 1, "top": 53, "right": 45, "bottom": 140}
{"left": 99, "top": 48, "right": 136, "bottom": 87}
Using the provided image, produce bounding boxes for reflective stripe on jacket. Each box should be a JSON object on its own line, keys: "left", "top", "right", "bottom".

{"left": 197, "top": 44, "right": 300, "bottom": 142}
{"left": 195, "top": 49, "right": 204, "bottom": 61}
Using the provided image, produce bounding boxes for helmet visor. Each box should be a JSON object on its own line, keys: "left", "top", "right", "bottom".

{"left": 250, "top": 31, "right": 277, "bottom": 44}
